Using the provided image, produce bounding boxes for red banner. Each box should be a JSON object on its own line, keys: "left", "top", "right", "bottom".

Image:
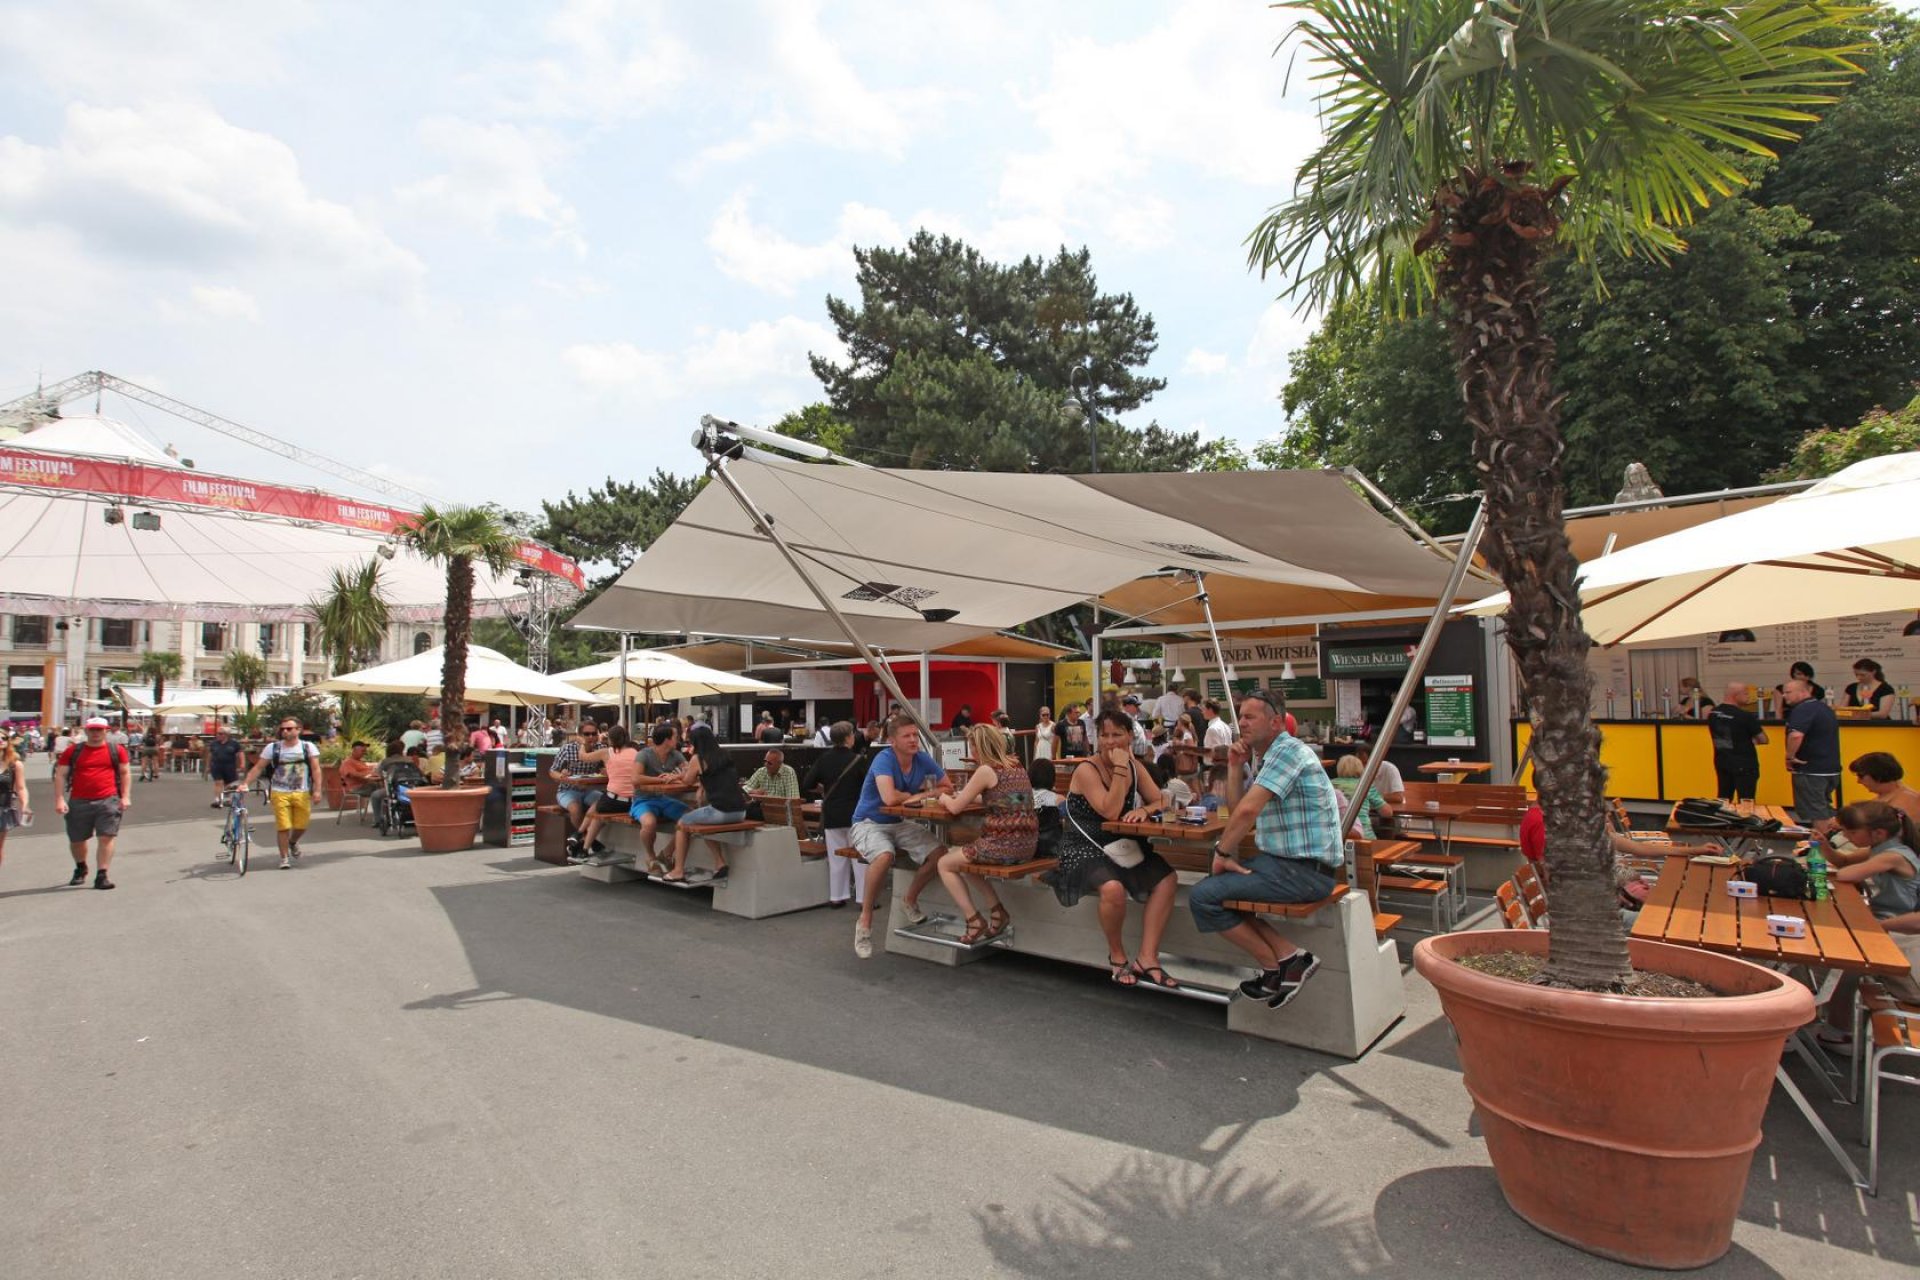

{"left": 0, "top": 446, "right": 585, "bottom": 588}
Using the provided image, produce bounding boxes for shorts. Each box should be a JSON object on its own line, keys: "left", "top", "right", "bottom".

{"left": 631, "top": 795, "right": 687, "bottom": 824}
{"left": 210, "top": 764, "right": 238, "bottom": 784}
{"left": 270, "top": 790, "right": 313, "bottom": 832}
{"left": 679, "top": 804, "right": 746, "bottom": 828}
{"left": 65, "top": 795, "right": 123, "bottom": 842}
{"left": 557, "top": 785, "right": 603, "bottom": 812}
{"left": 1790, "top": 772, "right": 1839, "bottom": 824}
{"left": 595, "top": 793, "right": 634, "bottom": 815}
{"left": 850, "top": 818, "right": 942, "bottom": 865}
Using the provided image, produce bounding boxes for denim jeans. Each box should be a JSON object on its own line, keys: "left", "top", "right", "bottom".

{"left": 1189, "top": 852, "right": 1337, "bottom": 934}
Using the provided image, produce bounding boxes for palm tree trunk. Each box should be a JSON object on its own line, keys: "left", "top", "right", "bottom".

{"left": 1440, "top": 173, "right": 1628, "bottom": 990}
{"left": 441, "top": 553, "right": 474, "bottom": 789}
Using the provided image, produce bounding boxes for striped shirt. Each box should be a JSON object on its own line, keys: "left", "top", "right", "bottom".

{"left": 1251, "top": 733, "right": 1344, "bottom": 868}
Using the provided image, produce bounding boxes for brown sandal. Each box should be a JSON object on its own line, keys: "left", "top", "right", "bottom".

{"left": 986, "top": 905, "right": 1011, "bottom": 938}
{"left": 959, "top": 913, "right": 992, "bottom": 945}
{"left": 1130, "top": 961, "right": 1181, "bottom": 990}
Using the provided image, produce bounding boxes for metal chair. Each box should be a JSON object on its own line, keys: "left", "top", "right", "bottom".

{"left": 1859, "top": 983, "right": 1920, "bottom": 1196}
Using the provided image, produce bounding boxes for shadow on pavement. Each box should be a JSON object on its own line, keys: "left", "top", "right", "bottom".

{"left": 413, "top": 870, "right": 1343, "bottom": 1160}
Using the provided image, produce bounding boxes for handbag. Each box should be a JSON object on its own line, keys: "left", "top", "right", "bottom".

{"left": 1069, "top": 762, "right": 1147, "bottom": 868}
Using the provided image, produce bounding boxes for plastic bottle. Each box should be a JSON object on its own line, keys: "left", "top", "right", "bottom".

{"left": 1806, "top": 845, "right": 1830, "bottom": 902}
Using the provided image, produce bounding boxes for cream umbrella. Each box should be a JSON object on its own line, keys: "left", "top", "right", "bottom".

{"left": 1464, "top": 453, "right": 1920, "bottom": 645}
{"left": 313, "top": 644, "right": 589, "bottom": 707}
{"left": 554, "top": 650, "right": 788, "bottom": 704}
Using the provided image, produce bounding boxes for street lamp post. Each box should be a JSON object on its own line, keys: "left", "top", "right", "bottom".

{"left": 1065, "top": 363, "right": 1099, "bottom": 474}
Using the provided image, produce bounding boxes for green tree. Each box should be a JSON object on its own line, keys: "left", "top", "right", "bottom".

{"left": 398, "top": 505, "right": 519, "bottom": 788}
{"left": 220, "top": 651, "right": 270, "bottom": 721}
{"left": 535, "top": 471, "right": 704, "bottom": 590}
{"left": 1771, "top": 389, "right": 1920, "bottom": 479}
{"left": 134, "top": 649, "right": 183, "bottom": 707}
{"left": 771, "top": 403, "right": 855, "bottom": 456}
{"left": 360, "top": 693, "right": 432, "bottom": 744}
{"left": 309, "top": 559, "right": 392, "bottom": 676}
{"left": 812, "top": 232, "right": 1199, "bottom": 472}
{"left": 1249, "top": 0, "right": 1866, "bottom": 990}
{"left": 471, "top": 616, "right": 600, "bottom": 674}
{"left": 258, "top": 686, "right": 331, "bottom": 735}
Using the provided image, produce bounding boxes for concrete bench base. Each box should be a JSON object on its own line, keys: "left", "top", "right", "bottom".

{"left": 883, "top": 866, "right": 1404, "bottom": 1057}
{"left": 577, "top": 822, "right": 827, "bottom": 919}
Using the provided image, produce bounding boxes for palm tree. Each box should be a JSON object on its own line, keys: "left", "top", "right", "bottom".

{"left": 1249, "top": 0, "right": 1866, "bottom": 990}
{"left": 310, "top": 559, "right": 392, "bottom": 675}
{"left": 221, "top": 651, "right": 270, "bottom": 723}
{"left": 398, "top": 505, "right": 518, "bottom": 788}
{"left": 134, "top": 649, "right": 183, "bottom": 709}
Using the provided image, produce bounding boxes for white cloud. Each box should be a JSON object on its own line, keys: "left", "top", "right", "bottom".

{"left": 505, "top": 0, "right": 697, "bottom": 121}
{"left": 0, "top": 0, "right": 312, "bottom": 101}
{"left": 998, "top": 2, "right": 1318, "bottom": 249}
{"left": 398, "top": 118, "right": 585, "bottom": 257}
{"left": 1243, "top": 301, "right": 1318, "bottom": 397}
{"left": 1182, "top": 348, "right": 1228, "bottom": 377}
{"left": 0, "top": 102, "right": 423, "bottom": 293}
{"left": 186, "top": 284, "right": 261, "bottom": 323}
{"left": 563, "top": 316, "right": 842, "bottom": 402}
{"left": 707, "top": 193, "right": 901, "bottom": 294}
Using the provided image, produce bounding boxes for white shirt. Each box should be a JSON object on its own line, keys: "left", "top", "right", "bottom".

{"left": 1033, "top": 721, "right": 1054, "bottom": 759}
{"left": 1374, "top": 758, "right": 1406, "bottom": 799}
{"left": 1153, "top": 691, "right": 1185, "bottom": 726}
{"left": 1203, "top": 717, "right": 1233, "bottom": 749}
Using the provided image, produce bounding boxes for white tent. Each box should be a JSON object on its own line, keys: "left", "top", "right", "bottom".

{"left": 313, "top": 644, "right": 590, "bottom": 707}
{"left": 116, "top": 684, "right": 279, "bottom": 715}
{"left": 571, "top": 460, "right": 1483, "bottom": 646}
{"left": 0, "top": 414, "right": 577, "bottom": 622}
{"left": 554, "top": 651, "right": 787, "bottom": 703}
{"left": 1464, "top": 453, "right": 1920, "bottom": 645}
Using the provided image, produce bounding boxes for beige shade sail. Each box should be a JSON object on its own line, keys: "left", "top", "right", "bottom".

{"left": 1464, "top": 453, "right": 1920, "bottom": 645}
{"left": 553, "top": 651, "right": 788, "bottom": 703}
{"left": 312, "top": 645, "right": 590, "bottom": 707}
{"left": 569, "top": 460, "right": 1478, "bottom": 648}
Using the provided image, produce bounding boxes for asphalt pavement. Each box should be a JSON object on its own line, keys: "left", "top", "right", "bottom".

{"left": 1, "top": 771, "right": 1914, "bottom": 1278}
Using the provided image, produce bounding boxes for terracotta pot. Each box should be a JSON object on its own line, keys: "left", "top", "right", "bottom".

{"left": 408, "top": 785, "right": 488, "bottom": 853}
{"left": 1414, "top": 930, "right": 1813, "bottom": 1270}
{"left": 321, "top": 763, "right": 345, "bottom": 810}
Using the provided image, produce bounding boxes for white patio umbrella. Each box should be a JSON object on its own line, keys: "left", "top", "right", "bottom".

{"left": 313, "top": 644, "right": 589, "bottom": 707}
{"left": 1465, "top": 453, "right": 1920, "bottom": 645}
{"left": 553, "top": 650, "right": 788, "bottom": 704}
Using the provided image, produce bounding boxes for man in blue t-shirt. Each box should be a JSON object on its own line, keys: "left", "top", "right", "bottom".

{"left": 1783, "top": 678, "right": 1842, "bottom": 833}
{"left": 849, "top": 714, "right": 953, "bottom": 959}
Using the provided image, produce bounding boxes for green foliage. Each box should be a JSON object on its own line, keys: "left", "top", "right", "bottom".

{"left": 812, "top": 231, "right": 1199, "bottom": 472}
{"left": 133, "top": 650, "right": 183, "bottom": 704}
{"left": 360, "top": 693, "right": 431, "bottom": 744}
{"left": 1771, "top": 390, "right": 1920, "bottom": 479}
{"left": 258, "top": 686, "right": 331, "bottom": 734}
{"left": 220, "top": 651, "right": 270, "bottom": 715}
{"left": 398, "top": 504, "right": 518, "bottom": 787}
{"left": 470, "top": 617, "right": 601, "bottom": 674}
{"left": 309, "top": 559, "right": 391, "bottom": 677}
{"left": 535, "top": 471, "right": 705, "bottom": 588}
{"left": 771, "top": 403, "right": 855, "bottom": 457}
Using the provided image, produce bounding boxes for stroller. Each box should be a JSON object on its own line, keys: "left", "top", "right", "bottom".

{"left": 375, "top": 763, "right": 427, "bottom": 837}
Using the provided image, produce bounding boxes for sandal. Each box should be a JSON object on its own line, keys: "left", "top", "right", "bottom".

{"left": 985, "top": 905, "right": 1011, "bottom": 938}
{"left": 1108, "top": 955, "right": 1138, "bottom": 987}
{"left": 959, "top": 913, "right": 991, "bottom": 945}
{"left": 1130, "top": 961, "right": 1181, "bottom": 990}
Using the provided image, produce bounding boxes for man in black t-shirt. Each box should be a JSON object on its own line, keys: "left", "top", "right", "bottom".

{"left": 1705, "top": 682, "right": 1768, "bottom": 802}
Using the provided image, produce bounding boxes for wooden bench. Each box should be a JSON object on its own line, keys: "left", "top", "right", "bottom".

{"left": 756, "top": 797, "right": 827, "bottom": 857}
{"left": 1220, "top": 881, "right": 1351, "bottom": 917}
{"left": 1400, "top": 782, "right": 1528, "bottom": 890}
{"left": 577, "top": 817, "right": 828, "bottom": 919}
{"left": 956, "top": 857, "right": 1058, "bottom": 880}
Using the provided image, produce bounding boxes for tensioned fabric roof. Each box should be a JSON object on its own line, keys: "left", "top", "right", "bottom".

{"left": 570, "top": 460, "right": 1480, "bottom": 648}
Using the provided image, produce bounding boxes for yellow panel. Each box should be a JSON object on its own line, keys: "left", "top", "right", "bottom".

{"left": 1660, "top": 723, "right": 1720, "bottom": 802}
{"left": 1513, "top": 721, "right": 1533, "bottom": 791}
{"left": 1836, "top": 724, "right": 1920, "bottom": 806}
{"left": 1599, "top": 723, "right": 1662, "bottom": 799}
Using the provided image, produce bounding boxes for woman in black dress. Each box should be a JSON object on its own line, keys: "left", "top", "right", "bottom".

{"left": 1845, "top": 659, "right": 1897, "bottom": 719}
{"left": 1046, "top": 708, "right": 1180, "bottom": 989}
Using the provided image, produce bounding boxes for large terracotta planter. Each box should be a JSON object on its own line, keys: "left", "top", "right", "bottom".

{"left": 321, "top": 763, "right": 344, "bottom": 809}
{"left": 407, "top": 786, "right": 488, "bottom": 853}
{"left": 1414, "top": 930, "right": 1813, "bottom": 1270}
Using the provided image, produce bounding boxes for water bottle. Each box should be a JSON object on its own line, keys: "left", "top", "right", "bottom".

{"left": 1806, "top": 846, "right": 1829, "bottom": 902}
{"left": 1632, "top": 687, "right": 1644, "bottom": 719}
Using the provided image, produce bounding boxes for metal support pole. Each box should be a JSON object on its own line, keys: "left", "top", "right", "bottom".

{"left": 1342, "top": 498, "right": 1489, "bottom": 836}
{"left": 1194, "top": 572, "right": 1235, "bottom": 740}
{"left": 619, "top": 633, "right": 630, "bottom": 733}
{"left": 1090, "top": 628, "right": 1103, "bottom": 712}
{"left": 918, "top": 653, "right": 930, "bottom": 725}
{"left": 700, "top": 456, "right": 937, "bottom": 746}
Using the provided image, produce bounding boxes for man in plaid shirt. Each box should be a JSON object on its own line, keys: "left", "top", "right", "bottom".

{"left": 1189, "top": 690, "right": 1343, "bottom": 1009}
{"left": 548, "top": 721, "right": 606, "bottom": 860}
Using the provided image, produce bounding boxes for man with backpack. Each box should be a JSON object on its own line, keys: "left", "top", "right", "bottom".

{"left": 54, "top": 716, "right": 132, "bottom": 890}
{"left": 241, "top": 718, "right": 322, "bottom": 869}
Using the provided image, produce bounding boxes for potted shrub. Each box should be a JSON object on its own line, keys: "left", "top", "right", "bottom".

{"left": 398, "top": 504, "right": 518, "bottom": 852}
{"left": 1251, "top": 2, "right": 1862, "bottom": 1267}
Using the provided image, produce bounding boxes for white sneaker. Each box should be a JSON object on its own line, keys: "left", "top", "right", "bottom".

{"left": 279, "top": 856, "right": 292, "bottom": 870}
{"left": 898, "top": 899, "right": 928, "bottom": 926}
{"left": 853, "top": 923, "right": 873, "bottom": 959}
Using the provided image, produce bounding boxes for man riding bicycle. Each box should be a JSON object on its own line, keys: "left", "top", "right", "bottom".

{"left": 241, "top": 719, "right": 321, "bottom": 869}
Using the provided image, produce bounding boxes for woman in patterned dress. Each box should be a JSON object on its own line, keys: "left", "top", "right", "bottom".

{"left": 932, "top": 723, "right": 1037, "bottom": 944}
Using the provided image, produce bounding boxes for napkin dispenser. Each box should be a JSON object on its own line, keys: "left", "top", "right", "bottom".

{"left": 1765, "top": 913, "right": 1808, "bottom": 939}
{"left": 1727, "top": 880, "right": 1758, "bottom": 899}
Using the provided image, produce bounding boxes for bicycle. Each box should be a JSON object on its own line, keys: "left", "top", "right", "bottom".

{"left": 219, "top": 785, "right": 252, "bottom": 876}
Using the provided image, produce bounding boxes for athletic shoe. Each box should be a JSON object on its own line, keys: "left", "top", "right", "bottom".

{"left": 587, "top": 851, "right": 634, "bottom": 867}
{"left": 1238, "top": 969, "right": 1283, "bottom": 1001}
{"left": 853, "top": 923, "right": 873, "bottom": 959}
{"left": 897, "top": 899, "right": 929, "bottom": 926}
{"left": 289, "top": 841, "right": 302, "bottom": 860}
{"left": 279, "top": 856, "right": 292, "bottom": 870}
{"left": 68, "top": 864, "right": 88, "bottom": 886}
{"left": 94, "top": 870, "right": 115, "bottom": 890}
{"left": 589, "top": 839, "right": 608, "bottom": 855}
{"left": 1267, "top": 951, "right": 1322, "bottom": 1009}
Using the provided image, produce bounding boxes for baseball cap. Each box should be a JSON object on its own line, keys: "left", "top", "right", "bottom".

{"left": 1122, "top": 693, "right": 1141, "bottom": 705}
{"left": 84, "top": 716, "right": 110, "bottom": 729}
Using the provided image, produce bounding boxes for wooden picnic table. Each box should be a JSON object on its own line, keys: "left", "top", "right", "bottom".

{"left": 1631, "top": 856, "right": 1907, "bottom": 1189}
{"left": 1103, "top": 815, "right": 1225, "bottom": 873}
{"left": 879, "top": 799, "right": 985, "bottom": 822}
{"left": 1396, "top": 800, "right": 1478, "bottom": 857}
{"left": 1664, "top": 800, "right": 1807, "bottom": 841}
{"left": 1417, "top": 760, "right": 1493, "bottom": 783}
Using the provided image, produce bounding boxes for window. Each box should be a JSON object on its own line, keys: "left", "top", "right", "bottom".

{"left": 100, "top": 619, "right": 135, "bottom": 650}
{"left": 202, "top": 622, "right": 227, "bottom": 653}
{"left": 414, "top": 632, "right": 433, "bottom": 654}
{"left": 11, "top": 616, "right": 49, "bottom": 647}
{"left": 258, "top": 623, "right": 277, "bottom": 656}
{"left": 302, "top": 623, "right": 317, "bottom": 657}
{"left": 7, "top": 665, "right": 42, "bottom": 714}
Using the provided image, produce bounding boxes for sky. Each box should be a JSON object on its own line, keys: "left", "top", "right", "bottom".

{"left": 0, "top": 0, "right": 1330, "bottom": 510}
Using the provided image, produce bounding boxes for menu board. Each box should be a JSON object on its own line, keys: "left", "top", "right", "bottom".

{"left": 1424, "top": 674, "right": 1477, "bottom": 747}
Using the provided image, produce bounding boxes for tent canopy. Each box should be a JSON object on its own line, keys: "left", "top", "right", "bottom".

{"left": 554, "top": 651, "right": 787, "bottom": 703}
{"left": 312, "top": 645, "right": 589, "bottom": 707}
{"left": 1465, "top": 453, "right": 1920, "bottom": 644}
{"left": 571, "top": 461, "right": 1478, "bottom": 648}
